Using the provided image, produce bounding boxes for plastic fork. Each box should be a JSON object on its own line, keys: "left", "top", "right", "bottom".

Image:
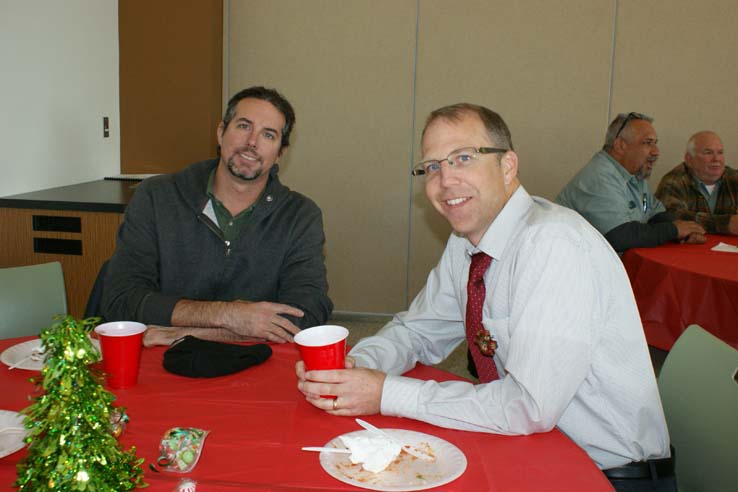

{"left": 301, "top": 446, "right": 352, "bottom": 454}
{"left": 7, "top": 350, "right": 43, "bottom": 370}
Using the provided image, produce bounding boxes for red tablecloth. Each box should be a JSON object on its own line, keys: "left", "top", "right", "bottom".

{"left": 0, "top": 337, "right": 611, "bottom": 491}
{"left": 622, "top": 235, "right": 738, "bottom": 350}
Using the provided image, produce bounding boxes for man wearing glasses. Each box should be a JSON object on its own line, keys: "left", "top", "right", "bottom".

{"left": 556, "top": 112, "right": 705, "bottom": 253}
{"left": 297, "top": 104, "right": 676, "bottom": 491}
{"left": 656, "top": 131, "right": 738, "bottom": 236}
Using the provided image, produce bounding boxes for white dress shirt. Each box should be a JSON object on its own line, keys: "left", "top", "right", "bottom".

{"left": 350, "top": 186, "right": 670, "bottom": 469}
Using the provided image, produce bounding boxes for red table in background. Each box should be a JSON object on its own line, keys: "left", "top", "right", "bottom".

{"left": 622, "top": 235, "right": 738, "bottom": 351}
{"left": 0, "top": 337, "right": 611, "bottom": 492}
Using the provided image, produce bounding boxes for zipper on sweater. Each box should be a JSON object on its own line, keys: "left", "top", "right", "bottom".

{"left": 198, "top": 214, "right": 231, "bottom": 256}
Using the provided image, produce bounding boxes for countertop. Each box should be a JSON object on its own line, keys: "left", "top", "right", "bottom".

{"left": 0, "top": 179, "right": 139, "bottom": 213}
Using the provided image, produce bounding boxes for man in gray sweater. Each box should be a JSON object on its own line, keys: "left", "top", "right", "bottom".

{"left": 101, "top": 86, "right": 333, "bottom": 345}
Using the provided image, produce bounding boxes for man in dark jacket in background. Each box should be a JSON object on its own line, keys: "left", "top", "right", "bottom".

{"left": 101, "top": 86, "right": 333, "bottom": 346}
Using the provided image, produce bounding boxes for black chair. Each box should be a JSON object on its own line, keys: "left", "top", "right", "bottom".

{"left": 84, "top": 260, "right": 109, "bottom": 321}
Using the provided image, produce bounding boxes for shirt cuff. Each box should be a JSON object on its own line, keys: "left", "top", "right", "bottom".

{"left": 138, "top": 292, "right": 181, "bottom": 326}
{"left": 380, "top": 375, "right": 424, "bottom": 418}
{"left": 349, "top": 351, "right": 377, "bottom": 370}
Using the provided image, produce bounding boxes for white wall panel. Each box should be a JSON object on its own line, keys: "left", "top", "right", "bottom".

{"left": 0, "top": 1, "right": 119, "bottom": 197}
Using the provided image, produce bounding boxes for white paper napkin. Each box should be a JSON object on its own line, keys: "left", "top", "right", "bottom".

{"left": 711, "top": 242, "right": 738, "bottom": 253}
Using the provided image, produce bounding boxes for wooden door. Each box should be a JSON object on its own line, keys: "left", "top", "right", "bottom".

{"left": 119, "top": 1, "right": 223, "bottom": 174}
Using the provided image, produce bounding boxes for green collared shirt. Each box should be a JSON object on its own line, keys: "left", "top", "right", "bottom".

{"left": 205, "top": 169, "right": 257, "bottom": 242}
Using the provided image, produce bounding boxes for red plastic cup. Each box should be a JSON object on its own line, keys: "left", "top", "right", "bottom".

{"left": 294, "top": 325, "right": 349, "bottom": 372}
{"left": 94, "top": 321, "right": 146, "bottom": 389}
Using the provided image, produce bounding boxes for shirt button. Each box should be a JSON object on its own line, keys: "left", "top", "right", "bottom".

{"left": 266, "top": 195, "right": 273, "bottom": 202}
{"left": 228, "top": 221, "right": 233, "bottom": 226}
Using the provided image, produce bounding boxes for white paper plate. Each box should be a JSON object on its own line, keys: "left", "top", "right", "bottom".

{"left": 319, "top": 429, "right": 467, "bottom": 491}
{"left": 1, "top": 337, "right": 101, "bottom": 371}
{"left": 0, "top": 410, "right": 27, "bottom": 459}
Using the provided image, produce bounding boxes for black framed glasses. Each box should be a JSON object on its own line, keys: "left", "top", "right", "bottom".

{"left": 412, "top": 147, "right": 508, "bottom": 177}
{"left": 613, "top": 112, "right": 649, "bottom": 140}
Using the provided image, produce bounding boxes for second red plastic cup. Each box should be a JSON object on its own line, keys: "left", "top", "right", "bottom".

{"left": 294, "top": 325, "right": 349, "bottom": 372}
{"left": 94, "top": 321, "right": 147, "bottom": 389}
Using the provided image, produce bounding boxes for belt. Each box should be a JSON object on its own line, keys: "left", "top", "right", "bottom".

{"left": 603, "top": 455, "right": 675, "bottom": 480}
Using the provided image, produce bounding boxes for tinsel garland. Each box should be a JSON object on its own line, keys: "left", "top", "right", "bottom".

{"left": 14, "top": 316, "right": 146, "bottom": 491}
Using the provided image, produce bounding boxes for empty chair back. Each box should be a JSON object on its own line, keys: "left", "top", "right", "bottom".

{"left": 0, "top": 262, "right": 68, "bottom": 339}
{"left": 658, "top": 325, "right": 738, "bottom": 492}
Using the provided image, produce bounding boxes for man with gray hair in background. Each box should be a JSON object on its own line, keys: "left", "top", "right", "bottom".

{"left": 656, "top": 130, "right": 738, "bottom": 236}
{"left": 556, "top": 112, "right": 705, "bottom": 253}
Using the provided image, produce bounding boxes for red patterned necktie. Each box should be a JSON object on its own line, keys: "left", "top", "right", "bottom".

{"left": 465, "top": 252, "right": 500, "bottom": 382}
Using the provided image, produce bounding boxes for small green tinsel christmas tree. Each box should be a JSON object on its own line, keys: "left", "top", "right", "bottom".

{"left": 14, "top": 316, "right": 146, "bottom": 491}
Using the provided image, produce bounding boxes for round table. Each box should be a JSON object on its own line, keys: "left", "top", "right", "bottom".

{"left": 0, "top": 337, "right": 611, "bottom": 491}
{"left": 622, "top": 235, "right": 738, "bottom": 350}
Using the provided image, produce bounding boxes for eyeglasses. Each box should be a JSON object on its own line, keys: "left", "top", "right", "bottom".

{"left": 613, "top": 112, "right": 649, "bottom": 140}
{"left": 412, "top": 147, "right": 508, "bottom": 177}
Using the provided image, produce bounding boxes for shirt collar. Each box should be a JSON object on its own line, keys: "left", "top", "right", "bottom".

{"left": 204, "top": 167, "right": 260, "bottom": 221}
{"left": 206, "top": 167, "right": 217, "bottom": 197}
{"left": 464, "top": 186, "right": 532, "bottom": 260}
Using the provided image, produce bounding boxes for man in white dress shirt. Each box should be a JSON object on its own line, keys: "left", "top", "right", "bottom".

{"left": 296, "top": 104, "right": 675, "bottom": 491}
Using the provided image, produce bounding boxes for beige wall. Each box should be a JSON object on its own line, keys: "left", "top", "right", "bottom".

{"left": 228, "top": 0, "right": 416, "bottom": 313}
{"left": 227, "top": 0, "right": 738, "bottom": 314}
{"left": 612, "top": 0, "right": 738, "bottom": 182}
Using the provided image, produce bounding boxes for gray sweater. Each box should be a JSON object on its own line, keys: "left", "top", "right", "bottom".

{"left": 101, "top": 159, "right": 333, "bottom": 328}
